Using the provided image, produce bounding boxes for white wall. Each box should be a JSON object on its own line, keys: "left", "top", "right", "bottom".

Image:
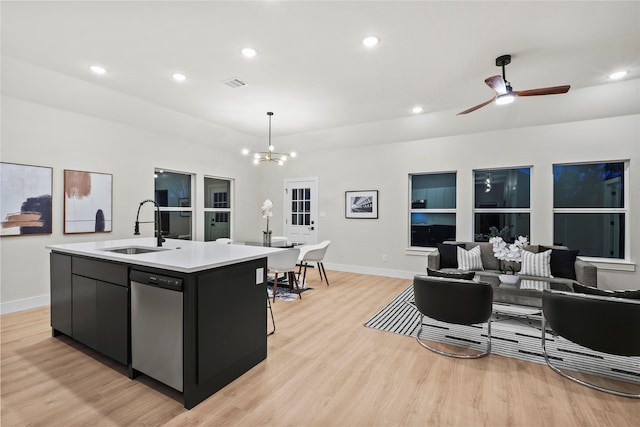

{"left": 0, "top": 96, "right": 261, "bottom": 312}
{"left": 258, "top": 115, "right": 640, "bottom": 290}
{"left": 1, "top": 97, "right": 639, "bottom": 313}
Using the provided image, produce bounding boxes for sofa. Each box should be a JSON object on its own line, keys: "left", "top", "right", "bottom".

{"left": 427, "top": 241, "right": 598, "bottom": 287}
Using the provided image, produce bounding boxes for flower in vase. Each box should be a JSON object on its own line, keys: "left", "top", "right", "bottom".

{"left": 261, "top": 199, "right": 273, "bottom": 233}
{"left": 489, "top": 235, "right": 529, "bottom": 273}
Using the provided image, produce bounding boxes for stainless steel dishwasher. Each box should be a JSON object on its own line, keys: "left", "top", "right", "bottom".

{"left": 130, "top": 270, "right": 183, "bottom": 392}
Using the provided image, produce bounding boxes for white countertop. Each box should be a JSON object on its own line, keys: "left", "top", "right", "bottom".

{"left": 47, "top": 237, "right": 285, "bottom": 273}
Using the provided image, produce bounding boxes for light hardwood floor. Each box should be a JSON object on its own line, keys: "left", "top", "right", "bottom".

{"left": 2, "top": 270, "right": 639, "bottom": 426}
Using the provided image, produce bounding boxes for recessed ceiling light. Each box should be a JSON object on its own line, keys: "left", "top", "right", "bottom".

{"left": 608, "top": 70, "right": 628, "bottom": 80}
{"left": 90, "top": 65, "right": 106, "bottom": 75}
{"left": 241, "top": 48, "right": 258, "bottom": 58}
{"left": 172, "top": 73, "right": 186, "bottom": 82}
{"left": 412, "top": 106, "right": 424, "bottom": 114}
{"left": 362, "top": 36, "right": 379, "bottom": 47}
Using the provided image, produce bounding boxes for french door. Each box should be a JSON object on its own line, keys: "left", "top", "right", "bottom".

{"left": 284, "top": 177, "right": 318, "bottom": 245}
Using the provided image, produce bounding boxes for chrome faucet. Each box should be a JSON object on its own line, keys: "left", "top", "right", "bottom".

{"left": 134, "top": 199, "right": 165, "bottom": 247}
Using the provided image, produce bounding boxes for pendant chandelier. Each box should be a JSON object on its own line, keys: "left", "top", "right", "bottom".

{"left": 242, "top": 112, "right": 296, "bottom": 165}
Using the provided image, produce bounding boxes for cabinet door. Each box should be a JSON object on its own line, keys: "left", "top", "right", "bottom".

{"left": 51, "top": 253, "right": 72, "bottom": 336}
{"left": 72, "top": 275, "right": 97, "bottom": 349}
{"left": 96, "top": 281, "right": 129, "bottom": 365}
{"left": 196, "top": 259, "right": 266, "bottom": 384}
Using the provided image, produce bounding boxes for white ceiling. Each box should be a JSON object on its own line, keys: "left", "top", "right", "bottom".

{"left": 2, "top": 1, "right": 639, "bottom": 149}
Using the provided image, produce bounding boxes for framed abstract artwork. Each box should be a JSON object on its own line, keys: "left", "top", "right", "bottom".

{"left": 1, "top": 162, "right": 53, "bottom": 236}
{"left": 64, "top": 169, "right": 113, "bottom": 234}
{"left": 345, "top": 190, "right": 378, "bottom": 219}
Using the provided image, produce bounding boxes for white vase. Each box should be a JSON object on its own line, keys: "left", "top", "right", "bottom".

{"left": 498, "top": 274, "right": 520, "bottom": 286}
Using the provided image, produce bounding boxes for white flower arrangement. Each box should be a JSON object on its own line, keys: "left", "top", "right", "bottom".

{"left": 261, "top": 199, "right": 273, "bottom": 233}
{"left": 489, "top": 235, "right": 529, "bottom": 273}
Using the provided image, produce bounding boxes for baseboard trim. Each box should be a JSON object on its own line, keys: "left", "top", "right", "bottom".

{"left": 1, "top": 294, "right": 50, "bottom": 315}
{"left": 322, "top": 263, "right": 416, "bottom": 280}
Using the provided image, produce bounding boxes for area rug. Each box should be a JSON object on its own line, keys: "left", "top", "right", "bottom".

{"left": 365, "top": 285, "right": 640, "bottom": 386}
{"left": 267, "top": 275, "right": 313, "bottom": 301}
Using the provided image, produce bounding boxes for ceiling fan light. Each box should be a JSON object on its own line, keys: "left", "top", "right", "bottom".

{"left": 253, "top": 158, "right": 259, "bottom": 165}
{"left": 242, "top": 148, "right": 249, "bottom": 155}
{"left": 268, "top": 145, "right": 275, "bottom": 152}
{"left": 253, "top": 153, "right": 261, "bottom": 159}
{"left": 495, "top": 93, "right": 515, "bottom": 106}
{"left": 290, "top": 151, "right": 297, "bottom": 158}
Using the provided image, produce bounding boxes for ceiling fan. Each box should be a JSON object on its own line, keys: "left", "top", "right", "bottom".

{"left": 457, "top": 54, "right": 570, "bottom": 115}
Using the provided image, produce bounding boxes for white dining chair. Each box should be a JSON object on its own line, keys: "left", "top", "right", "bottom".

{"left": 267, "top": 248, "right": 302, "bottom": 302}
{"left": 215, "top": 238, "right": 232, "bottom": 244}
{"left": 297, "top": 240, "right": 331, "bottom": 286}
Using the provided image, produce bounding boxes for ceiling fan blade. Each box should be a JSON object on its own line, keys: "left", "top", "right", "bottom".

{"left": 457, "top": 97, "right": 496, "bottom": 115}
{"left": 485, "top": 75, "right": 507, "bottom": 95}
{"left": 515, "top": 85, "right": 570, "bottom": 97}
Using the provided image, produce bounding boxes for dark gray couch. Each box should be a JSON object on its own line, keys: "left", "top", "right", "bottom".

{"left": 427, "top": 241, "right": 598, "bottom": 287}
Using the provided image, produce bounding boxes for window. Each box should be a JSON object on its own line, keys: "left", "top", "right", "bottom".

{"left": 409, "top": 172, "right": 456, "bottom": 247}
{"left": 473, "top": 167, "right": 531, "bottom": 242}
{"left": 204, "top": 177, "right": 232, "bottom": 242}
{"left": 291, "top": 187, "right": 311, "bottom": 226}
{"left": 154, "top": 169, "right": 193, "bottom": 240}
{"left": 553, "top": 162, "right": 626, "bottom": 259}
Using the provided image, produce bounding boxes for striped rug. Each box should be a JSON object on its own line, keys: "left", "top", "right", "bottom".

{"left": 365, "top": 285, "right": 640, "bottom": 386}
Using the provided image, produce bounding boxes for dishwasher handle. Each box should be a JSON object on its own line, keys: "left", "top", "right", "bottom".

{"left": 130, "top": 270, "right": 183, "bottom": 292}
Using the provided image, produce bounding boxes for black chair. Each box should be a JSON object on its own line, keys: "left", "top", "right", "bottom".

{"left": 541, "top": 289, "right": 640, "bottom": 398}
{"left": 412, "top": 275, "right": 493, "bottom": 358}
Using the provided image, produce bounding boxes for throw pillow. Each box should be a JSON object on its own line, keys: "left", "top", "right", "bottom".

{"left": 520, "top": 249, "right": 553, "bottom": 278}
{"left": 457, "top": 245, "right": 484, "bottom": 271}
{"left": 573, "top": 283, "right": 640, "bottom": 300}
{"left": 427, "top": 267, "right": 476, "bottom": 281}
{"left": 540, "top": 246, "right": 579, "bottom": 280}
{"left": 436, "top": 243, "right": 464, "bottom": 269}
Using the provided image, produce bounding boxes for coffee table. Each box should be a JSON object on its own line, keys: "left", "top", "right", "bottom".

{"left": 476, "top": 275, "right": 576, "bottom": 309}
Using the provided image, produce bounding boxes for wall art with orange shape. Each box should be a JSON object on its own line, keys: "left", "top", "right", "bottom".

{"left": 1, "top": 162, "right": 53, "bottom": 237}
{"left": 64, "top": 169, "right": 112, "bottom": 234}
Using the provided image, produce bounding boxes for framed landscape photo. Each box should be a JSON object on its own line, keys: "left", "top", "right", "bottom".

{"left": 0, "top": 162, "right": 53, "bottom": 236}
{"left": 345, "top": 190, "right": 378, "bottom": 219}
{"left": 64, "top": 169, "right": 113, "bottom": 234}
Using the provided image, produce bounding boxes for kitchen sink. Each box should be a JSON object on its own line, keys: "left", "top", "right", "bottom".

{"left": 101, "top": 246, "right": 170, "bottom": 255}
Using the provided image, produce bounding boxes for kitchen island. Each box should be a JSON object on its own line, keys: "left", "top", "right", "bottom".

{"left": 48, "top": 237, "right": 283, "bottom": 409}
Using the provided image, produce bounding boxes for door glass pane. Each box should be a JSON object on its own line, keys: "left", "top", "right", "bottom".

{"left": 553, "top": 163, "right": 624, "bottom": 208}
{"left": 291, "top": 187, "right": 311, "bottom": 224}
{"left": 410, "top": 213, "right": 456, "bottom": 247}
{"left": 155, "top": 171, "right": 191, "bottom": 207}
{"left": 204, "top": 178, "right": 230, "bottom": 208}
{"left": 474, "top": 213, "right": 530, "bottom": 242}
{"left": 475, "top": 168, "right": 530, "bottom": 208}
{"left": 411, "top": 173, "right": 456, "bottom": 209}
{"left": 554, "top": 213, "right": 625, "bottom": 258}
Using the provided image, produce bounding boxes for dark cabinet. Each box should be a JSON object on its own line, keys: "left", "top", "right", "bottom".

{"left": 72, "top": 274, "right": 98, "bottom": 349}
{"left": 50, "top": 252, "right": 129, "bottom": 366}
{"left": 96, "top": 280, "right": 128, "bottom": 364}
{"left": 50, "top": 253, "right": 72, "bottom": 336}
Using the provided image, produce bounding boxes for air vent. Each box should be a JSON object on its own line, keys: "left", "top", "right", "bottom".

{"left": 222, "top": 77, "right": 248, "bottom": 88}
